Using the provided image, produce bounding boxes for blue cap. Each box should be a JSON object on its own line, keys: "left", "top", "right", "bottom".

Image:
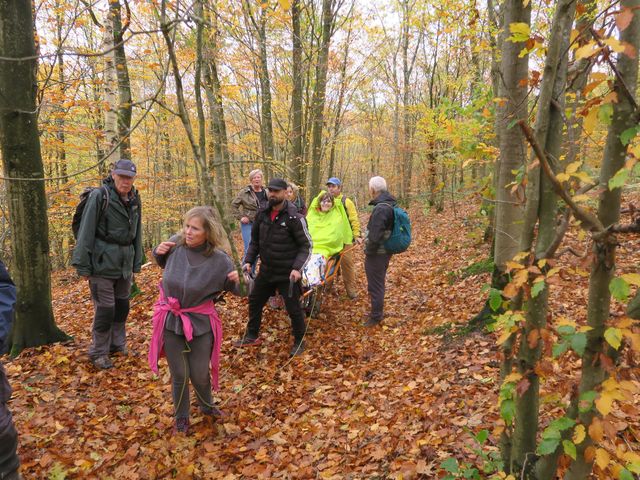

{"left": 326, "top": 177, "right": 342, "bottom": 186}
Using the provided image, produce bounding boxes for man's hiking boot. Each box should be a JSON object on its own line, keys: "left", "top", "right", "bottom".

{"left": 109, "top": 346, "right": 128, "bottom": 357}
{"left": 363, "top": 317, "right": 382, "bottom": 328}
{"left": 232, "top": 336, "right": 263, "bottom": 347}
{"left": 174, "top": 417, "right": 189, "bottom": 434}
{"left": 91, "top": 355, "right": 113, "bottom": 370}
{"left": 289, "top": 340, "right": 305, "bottom": 357}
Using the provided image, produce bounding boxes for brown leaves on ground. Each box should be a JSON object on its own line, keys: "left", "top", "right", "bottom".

{"left": 5, "top": 199, "right": 639, "bottom": 478}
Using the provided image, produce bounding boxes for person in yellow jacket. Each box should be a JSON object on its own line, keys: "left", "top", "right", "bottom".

{"left": 325, "top": 177, "right": 362, "bottom": 299}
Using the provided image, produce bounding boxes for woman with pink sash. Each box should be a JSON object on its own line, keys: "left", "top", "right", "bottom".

{"left": 149, "top": 206, "right": 243, "bottom": 434}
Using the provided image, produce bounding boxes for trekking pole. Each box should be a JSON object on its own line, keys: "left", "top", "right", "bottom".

{"left": 288, "top": 278, "right": 295, "bottom": 298}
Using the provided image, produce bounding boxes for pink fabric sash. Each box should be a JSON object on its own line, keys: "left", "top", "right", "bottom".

{"left": 148, "top": 284, "right": 223, "bottom": 390}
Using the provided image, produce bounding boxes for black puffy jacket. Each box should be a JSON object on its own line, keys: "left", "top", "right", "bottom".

{"left": 245, "top": 201, "right": 312, "bottom": 281}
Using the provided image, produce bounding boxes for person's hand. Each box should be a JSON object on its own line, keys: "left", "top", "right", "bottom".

{"left": 241, "top": 216, "right": 250, "bottom": 224}
{"left": 227, "top": 270, "right": 240, "bottom": 283}
{"left": 243, "top": 263, "right": 252, "bottom": 273}
{"left": 155, "top": 241, "right": 176, "bottom": 255}
{"left": 290, "top": 270, "right": 302, "bottom": 282}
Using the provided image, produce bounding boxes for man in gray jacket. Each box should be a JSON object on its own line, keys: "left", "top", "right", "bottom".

{"left": 72, "top": 159, "right": 142, "bottom": 369}
{"left": 363, "top": 176, "right": 396, "bottom": 327}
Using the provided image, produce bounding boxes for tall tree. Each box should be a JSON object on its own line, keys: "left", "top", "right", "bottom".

{"left": 243, "top": 0, "right": 275, "bottom": 179}
{"left": 399, "top": 0, "right": 421, "bottom": 199}
{"left": 309, "top": 0, "right": 337, "bottom": 194}
{"left": 507, "top": 0, "right": 576, "bottom": 473}
{"left": 291, "top": 0, "right": 305, "bottom": 186}
{"left": 109, "top": 0, "right": 133, "bottom": 160}
{"left": 565, "top": 2, "right": 640, "bottom": 477}
{"left": 0, "top": 0, "right": 68, "bottom": 355}
{"left": 493, "top": 0, "right": 531, "bottom": 465}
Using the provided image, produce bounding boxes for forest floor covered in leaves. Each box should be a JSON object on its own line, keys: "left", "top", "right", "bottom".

{"left": 5, "top": 196, "right": 640, "bottom": 479}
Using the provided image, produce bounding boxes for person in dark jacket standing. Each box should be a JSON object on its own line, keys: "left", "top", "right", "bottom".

{"left": 233, "top": 178, "right": 312, "bottom": 356}
{"left": 363, "top": 176, "right": 396, "bottom": 327}
{"left": 72, "top": 159, "right": 143, "bottom": 369}
{"left": 0, "top": 260, "right": 20, "bottom": 480}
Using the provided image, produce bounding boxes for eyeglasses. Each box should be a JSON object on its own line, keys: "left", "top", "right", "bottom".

{"left": 320, "top": 199, "right": 333, "bottom": 205}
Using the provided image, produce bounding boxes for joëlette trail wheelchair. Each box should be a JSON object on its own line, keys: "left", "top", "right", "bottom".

{"left": 300, "top": 253, "right": 342, "bottom": 318}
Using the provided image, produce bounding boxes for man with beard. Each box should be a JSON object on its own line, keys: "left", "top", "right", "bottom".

{"left": 233, "top": 178, "right": 312, "bottom": 357}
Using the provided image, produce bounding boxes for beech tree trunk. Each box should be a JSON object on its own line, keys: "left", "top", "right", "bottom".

{"left": 0, "top": 0, "right": 68, "bottom": 355}
{"left": 110, "top": 0, "right": 132, "bottom": 160}
{"left": 291, "top": 0, "right": 305, "bottom": 186}
{"left": 565, "top": 2, "right": 640, "bottom": 477}
{"left": 309, "top": 0, "right": 335, "bottom": 194}
{"left": 494, "top": 0, "right": 531, "bottom": 466}
{"left": 510, "top": 0, "right": 575, "bottom": 474}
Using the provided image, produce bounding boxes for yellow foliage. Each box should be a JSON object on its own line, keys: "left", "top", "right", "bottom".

{"left": 583, "top": 107, "right": 599, "bottom": 133}
{"left": 595, "top": 448, "right": 610, "bottom": 470}
{"left": 572, "top": 424, "right": 586, "bottom": 444}
{"left": 575, "top": 41, "right": 602, "bottom": 60}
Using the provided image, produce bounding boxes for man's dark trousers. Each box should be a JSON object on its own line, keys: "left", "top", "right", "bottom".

{"left": 247, "top": 274, "right": 305, "bottom": 341}
{"left": 0, "top": 364, "right": 19, "bottom": 479}
{"left": 365, "top": 253, "right": 392, "bottom": 322}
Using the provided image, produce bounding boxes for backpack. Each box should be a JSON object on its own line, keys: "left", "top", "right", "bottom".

{"left": 72, "top": 186, "right": 110, "bottom": 239}
{"left": 380, "top": 203, "right": 412, "bottom": 254}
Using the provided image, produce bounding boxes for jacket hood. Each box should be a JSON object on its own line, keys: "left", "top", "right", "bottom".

{"left": 369, "top": 191, "right": 396, "bottom": 206}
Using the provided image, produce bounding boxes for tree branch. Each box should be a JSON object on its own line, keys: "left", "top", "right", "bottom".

{"left": 518, "top": 120, "right": 605, "bottom": 234}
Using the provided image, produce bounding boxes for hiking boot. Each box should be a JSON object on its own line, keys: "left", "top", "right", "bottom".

{"left": 91, "top": 355, "right": 113, "bottom": 370}
{"left": 201, "top": 405, "right": 224, "bottom": 419}
{"left": 109, "top": 346, "right": 128, "bottom": 357}
{"left": 232, "top": 336, "right": 263, "bottom": 347}
{"left": 174, "top": 417, "right": 189, "bottom": 434}
{"left": 289, "top": 340, "right": 306, "bottom": 357}
{"left": 363, "top": 317, "right": 382, "bottom": 328}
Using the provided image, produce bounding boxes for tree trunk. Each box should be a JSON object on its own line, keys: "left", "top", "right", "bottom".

{"left": 564, "top": 0, "right": 597, "bottom": 168}
{"left": 494, "top": 0, "right": 531, "bottom": 466}
{"left": 493, "top": 0, "right": 530, "bottom": 270}
{"left": 309, "top": 0, "right": 335, "bottom": 194}
{"left": 0, "top": 0, "right": 69, "bottom": 355}
{"left": 242, "top": 0, "right": 275, "bottom": 179}
{"left": 510, "top": 0, "right": 576, "bottom": 473}
{"left": 327, "top": 20, "right": 352, "bottom": 179}
{"left": 159, "top": 0, "right": 215, "bottom": 206}
{"left": 54, "top": 0, "right": 67, "bottom": 185}
{"left": 203, "top": 3, "right": 232, "bottom": 218}
{"left": 109, "top": 0, "right": 132, "bottom": 160}
{"left": 565, "top": 1, "right": 640, "bottom": 477}
{"left": 400, "top": 0, "right": 419, "bottom": 200}
{"left": 291, "top": 0, "right": 305, "bottom": 186}
{"left": 103, "top": 7, "right": 119, "bottom": 168}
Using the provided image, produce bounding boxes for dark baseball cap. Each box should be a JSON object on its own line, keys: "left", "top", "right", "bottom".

{"left": 267, "top": 178, "right": 288, "bottom": 191}
{"left": 113, "top": 159, "right": 137, "bottom": 177}
{"left": 326, "top": 177, "right": 342, "bottom": 186}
